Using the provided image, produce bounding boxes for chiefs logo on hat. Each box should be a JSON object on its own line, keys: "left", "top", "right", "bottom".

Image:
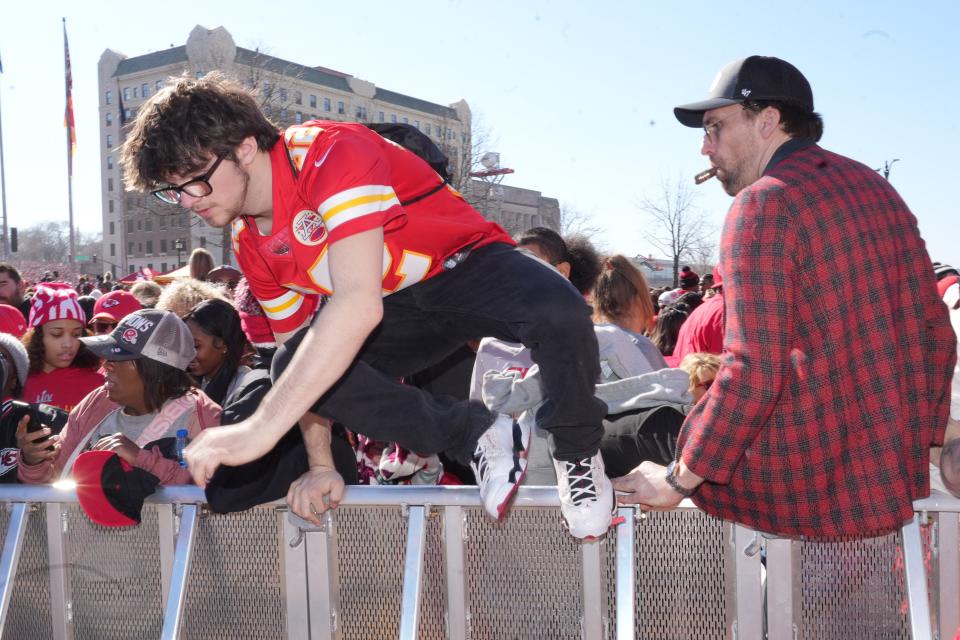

{"left": 292, "top": 210, "right": 328, "bottom": 247}
{"left": 122, "top": 328, "right": 139, "bottom": 345}
{"left": 103, "top": 298, "right": 120, "bottom": 308}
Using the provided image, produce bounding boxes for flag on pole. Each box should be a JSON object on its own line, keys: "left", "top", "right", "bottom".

{"left": 118, "top": 80, "right": 126, "bottom": 126}
{"left": 63, "top": 18, "right": 76, "bottom": 176}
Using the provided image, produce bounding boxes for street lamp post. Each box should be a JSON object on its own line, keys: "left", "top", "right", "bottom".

{"left": 175, "top": 238, "right": 184, "bottom": 267}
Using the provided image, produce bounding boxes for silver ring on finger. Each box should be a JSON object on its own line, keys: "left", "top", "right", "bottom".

{"left": 309, "top": 502, "right": 321, "bottom": 518}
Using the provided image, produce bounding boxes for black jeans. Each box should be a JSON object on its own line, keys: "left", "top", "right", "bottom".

{"left": 272, "top": 242, "right": 606, "bottom": 462}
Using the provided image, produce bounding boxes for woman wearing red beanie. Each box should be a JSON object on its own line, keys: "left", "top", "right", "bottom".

{"left": 21, "top": 283, "right": 103, "bottom": 411}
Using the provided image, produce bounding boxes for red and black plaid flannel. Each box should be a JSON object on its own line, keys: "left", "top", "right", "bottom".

{"left": 679, "top": 144, "right": 956, "bottom": 540}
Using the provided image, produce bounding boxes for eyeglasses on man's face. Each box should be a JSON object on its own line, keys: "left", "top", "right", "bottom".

{"left": 702, "top": 111, "right": 740, "bottom": 144}
{"left": 151, "top": 155, "right": 226, "bottom": 205}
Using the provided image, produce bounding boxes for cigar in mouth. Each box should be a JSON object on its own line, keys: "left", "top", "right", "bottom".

{"left": 694, "top": 167, "right": 718, "bottom": 185}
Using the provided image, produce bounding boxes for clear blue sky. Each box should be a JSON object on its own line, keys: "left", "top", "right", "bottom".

{"left": 1, "top": 0, "right": 957, "bottom": 268}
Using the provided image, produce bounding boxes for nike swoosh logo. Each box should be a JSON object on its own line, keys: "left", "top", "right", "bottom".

{"left": 314, "top": 143, "right": 336, "bottom": 168}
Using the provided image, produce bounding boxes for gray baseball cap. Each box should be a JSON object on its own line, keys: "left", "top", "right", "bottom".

{"left": 674, "top": 56, "right": 814, "bottom": 128}
{"left": 80, "top": 309, "right": 196, "bottom": 371}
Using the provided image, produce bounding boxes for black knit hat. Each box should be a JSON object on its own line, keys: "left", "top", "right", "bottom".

{"left": 679, "top": 266, "right": 700, "bottom": 289}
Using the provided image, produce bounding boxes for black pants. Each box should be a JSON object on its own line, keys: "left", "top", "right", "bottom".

{"left": 272, "top": 243, "right": 606, "bottom": 462}
{"left": 599, "top": 403, "right": 689, "bottom": 477}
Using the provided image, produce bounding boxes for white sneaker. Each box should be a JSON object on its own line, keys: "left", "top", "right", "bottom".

{"left": 471, "top": 413, "right": 530, "bottom": 519}
{"left": 553, "top": 452, "right": 615, "bottom": 539}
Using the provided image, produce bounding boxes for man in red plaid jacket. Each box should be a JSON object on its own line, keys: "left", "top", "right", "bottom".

{"left": 613, "top": 56, "right": 956, "bottom": 539}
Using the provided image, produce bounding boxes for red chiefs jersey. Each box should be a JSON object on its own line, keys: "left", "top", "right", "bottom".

{"left": 233, "top": 121, "right": 513, "bottom": 334}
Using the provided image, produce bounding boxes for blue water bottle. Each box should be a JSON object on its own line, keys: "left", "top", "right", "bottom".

{"left": 176, "top": 429, "right": 189, "bottom": 468}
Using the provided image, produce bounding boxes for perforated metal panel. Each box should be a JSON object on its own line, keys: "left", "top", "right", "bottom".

{"left": 65, "top": 502, "right": 164, "bottom": 639}
{"left": 1, "top": 505, "right": 53, "bottom": 640}
{"left": 627, "top": 509, "right": 729, "bottom": 640}
{"left": 462, "top": 506, "right": 593, "bottom": 640}
{"left": 180, "top": 505, "right": 286, "bottom": 640}
{"left": 798, "top": 531, "right": 912, "bottom": 639}
{"left": 335, "top": 506, "right": 406, "bottom": 638}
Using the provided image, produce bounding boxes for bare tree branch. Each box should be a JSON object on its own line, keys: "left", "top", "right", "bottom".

{"left": 560, "top": 204, "right": 602, "bottom": 241}
{"left": 637, "top": 175, "right": 717, "bottom": 287}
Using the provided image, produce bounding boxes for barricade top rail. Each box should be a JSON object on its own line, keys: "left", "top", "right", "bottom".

{"left": 0, "top": 483, "right": 957, "bottom": 512}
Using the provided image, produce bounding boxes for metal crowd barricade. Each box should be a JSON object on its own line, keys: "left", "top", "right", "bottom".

{"left": 0, "top": 484, "right": 957, "bottom": 639}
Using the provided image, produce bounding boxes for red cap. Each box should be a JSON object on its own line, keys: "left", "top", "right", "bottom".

{"left": 90, "top": 290, "right": 142, "bottom": 325}
{"left": 72, "top": 451, "right": 160, "bottom": 527}
{"left": 0, "top": 304, "right": 26, "bottom": 337}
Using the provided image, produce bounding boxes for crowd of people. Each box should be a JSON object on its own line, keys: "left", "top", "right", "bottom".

{"left": 0, "top": 54, "right": 955, "bottom": 556}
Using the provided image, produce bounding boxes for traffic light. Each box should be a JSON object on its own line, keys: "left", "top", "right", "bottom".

{"left": 9, "top": 228, "right": 17, "bottom": 253}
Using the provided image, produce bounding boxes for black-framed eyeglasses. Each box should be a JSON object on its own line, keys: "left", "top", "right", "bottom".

{"left": 150, "top": 155, "right": 226, "bottom": 205}
{"left": 702, "top": 112, "right": 739, "bottom": 144}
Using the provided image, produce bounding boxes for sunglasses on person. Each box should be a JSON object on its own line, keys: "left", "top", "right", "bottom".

{"left": 92, "top": 321, "right": 117, "bottom": 335}
{"left": 150, "top": 155, "right": 226, "bottom": 205}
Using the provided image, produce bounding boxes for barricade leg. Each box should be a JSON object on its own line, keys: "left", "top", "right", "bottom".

{"left": 581, "top": 536, "right": 606, "bottom": 639}
{"left": 442, "top": 505, "right": 467, "bottom": 640}
{"left": 160, "top": 504, "right": 199, "bottom": 640}
{"left": 731, "top": 524, "right": 763, "bottom": 639}
{"left": 280, "top": 509, "right": 311, "bottom": 640}
{"left": 398, "top": 505, "right": 426, "bottom": 640}
{"left": 45, "top": 502, "right": 73, "bottom": 640}
{"left": 764, "top": 536, "right": 797, "bottom": 640}
{"left": 157, "top": 504, "right": 176, "bottom": 610}
{"left": 304, "top": 511, "right": 341, "bottom": 640}
{"left": 614, "top": 507, "right": 635, "bottom": 640}
{"left": 901, "top": 514, "right": 933, "bottom": 640}
{"left": 935, "top": 512, "right": 960, "bottom": 640}
{"left": 0, "top": 503, "right": 29, "bottom": 634}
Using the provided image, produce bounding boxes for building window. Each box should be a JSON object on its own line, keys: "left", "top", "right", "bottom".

{"left": 137, "top": 220, "right": 142, "bottom": 231}
{"left": 378, "top": 111, "right": 385, "bottom": 123}
{"left": 147, "top": 263, "right": 153, "bottom": 270}
{"left": 133, "top": 87, "right": 138, "bottom": 98}
{"left": 414, "top": 120, "right": 420, "bottom": 130}
{"left": 161, "top": 239, "right": 167, "bottom": 253}
{"left": 109, "top": 200, "right": 114, "bottom": 213}
{"left": 106, "top": 113, "right": 113, "bottom": 126}
{"left": 200, "top": 237, "right": 206, "bottom": 248}
{"left": 106, "top": 156, "right": 113, "bottom": 170}
{"left": 127, "top": 242, "right": 133, "bottom": 254}
{"left": 109, "top": 222, "right": 115, "bottom": 235}
{"left": 145, "top": 219, "right": 152, "bottom": 232}
{"left": 141, "top": 83, "right": 149, "bottom": 98}
{"left": 195, "top": 71, "right": 203, "bottom": 79}
{"left": 110, "top": 243, "right": 115, "bottom": 257}
{"left": 279, "top": 88, "right": 288, "bottom": 102}
{"left": 106, "top": 134, "right": 113, "bottom": 149}
{"left": 425, "top": 123, "right": 431, "bottom": 135}
{"left": 160, "top": 216, "right": 166, "bottom": 229}
{"left": 337, "top": 101, "right": 345, "bottom": 115}
{"left": 123, "top": 87, "right": 130, "bottom": 100}
{"left": 105, "top": 90, "right": 112, "bottom": 105}
{"left": 309, "top": 95, "right": 317, "bottom": 108}
{"left": 127, "top": 220, "right": 133, "bottom": 233}
{"left": 146, "top": 240, "right": 153, "bottom": 253}
{"left": 138, "top": 242, "right": 143, "bottom": 252}
{"left": 125, "top": 109, "right": 132, "bottom": 121}
{"left": 355, "top": 105, "right": 367, "bottom": 119}
{"left": 161, "top": 263, "right": 167, "bottom": 272}
{"left": 402, "top": 117, "right": 408, "bottom": 124}
{"left": 323, "top": 97, "right": 331, "bottom": 112}
{"left": 264, "top": 105, "right": 272, "bottom": 117}
{"left": 295, "top": 111, "right": 303, "bottom": 124}
{"left": 281, "top": 108, "right": 289, "bottom": 121}
{"left": 391, "top": 114, "right": 397, "bottom": 123}
{"left": 294, "top": 91, "right": 302, "bottom": 105}
{"left": 156, "top": 80, "right": 163, "bottom": 91}
{"left": 108, "top": 178, "right": 114, "bottom": 192}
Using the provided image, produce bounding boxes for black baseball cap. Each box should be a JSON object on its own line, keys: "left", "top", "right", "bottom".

{"left": 674, "top": 56, "right": 814, "bottom": 128}
{"left": 73, "top": 451, "right": 161, "bottom": 527}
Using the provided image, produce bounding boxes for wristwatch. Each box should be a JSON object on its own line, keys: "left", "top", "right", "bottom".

{"left": 665, "top": 460, "right": 695, "bottom": 498}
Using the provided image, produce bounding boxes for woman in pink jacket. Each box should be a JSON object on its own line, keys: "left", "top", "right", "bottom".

{"left": 17, "top": 309, "right": 221, "bottom": 485}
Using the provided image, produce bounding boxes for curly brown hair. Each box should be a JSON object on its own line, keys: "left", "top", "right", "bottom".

{"left": 22, "top": 325, "right": 101, "bottom": 374}
{"left": 120, "top": 72, "right": 280, "bottom": 192}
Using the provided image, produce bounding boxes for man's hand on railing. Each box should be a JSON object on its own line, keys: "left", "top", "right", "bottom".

{"left": 286, "top": 465, "right": 345, "bottom": 526}
{"left": 15, "top": 415, "right": 61, "bottom": 466}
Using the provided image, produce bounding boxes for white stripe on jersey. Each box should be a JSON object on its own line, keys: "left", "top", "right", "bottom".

{"left": 317, "top": 185, "right": 400, "bottom": 232}
{"left": 260, "top": 290, "right": 305, "bottom": 322}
